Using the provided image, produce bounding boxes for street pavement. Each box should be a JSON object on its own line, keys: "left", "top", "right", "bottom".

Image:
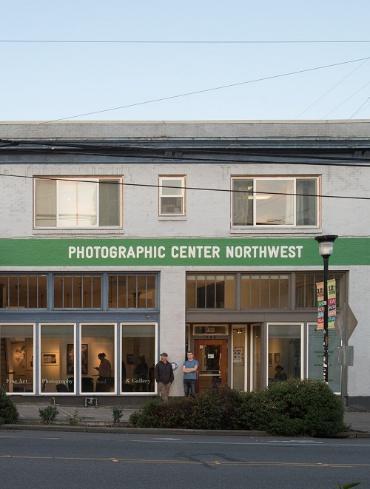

{"left": 13, "top": 403, "right": 370, "bottom": 433}
{"left": 0, "top": 430, "right": 370, "bottom": 489}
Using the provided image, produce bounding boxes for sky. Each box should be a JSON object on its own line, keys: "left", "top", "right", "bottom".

{"left": 1, "top": 0, "right": 370, "bottom": 121}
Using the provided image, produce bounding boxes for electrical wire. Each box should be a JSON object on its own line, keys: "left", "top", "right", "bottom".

{"left": 1, "top": 172, "right": 370, "bottom": 201}
{"left": 350, "top": 97, "right": 370, "bottom": 118}
{"left": 36, "top": 55, "right": 370, "bottom": 123}
{"left": 2, "top": 39, "right": 370, "bottom": 44}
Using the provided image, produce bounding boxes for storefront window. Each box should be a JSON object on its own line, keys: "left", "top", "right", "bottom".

{"left": 232, "top": 327, "right": 245, "bottom": 391}
{"left": 0, "top": 275, "right": 47, "bottom": 309}
{"left": 54, "top": 275, "right": 101, "bottom": 308}
{"left": 40, "top": 324, "right": 75, "bottom": 394}
{"left": 0, "top": 324, "right": 34, "bottom": 393}
{"left": 251, "top": 325, "right": 262, "bottom": 391}
{"left": 307, "top": 324, "right": 341, "bottom": 393}
{"left": 80, "top": 324, "right": 116, "bottom": 394}
{"left": 267, "top": 324, "right": 302, "bottom": 385}
{"left": 121, "top": 324, "right": 156, "bottom": 393}
{"left": 108, "top": 275, "right": 157, "bottom": 308}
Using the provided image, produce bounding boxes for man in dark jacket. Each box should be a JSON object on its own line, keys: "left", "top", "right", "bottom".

{"left": 155, "top": 352, "right": 174, "bottom": 402}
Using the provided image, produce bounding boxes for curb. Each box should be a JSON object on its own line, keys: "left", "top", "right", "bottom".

{"left": 0, "top": 424, "right": 268, "bottom": 436}
{"left": 1, "top": 424, "right": 369, "bottom": 438}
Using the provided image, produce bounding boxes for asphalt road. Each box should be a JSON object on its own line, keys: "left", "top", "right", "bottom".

{"left": 0, "top": 431, "right": 369, "bottom": 489}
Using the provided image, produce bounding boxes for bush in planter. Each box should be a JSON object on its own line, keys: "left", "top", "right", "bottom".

{"left": 39, "top": 405, "right": 58, "bottom": 424}
{"left": 130, "top": 398, "right": 195, "bottom": 428}
{"left": 190, "top": 387, "right": 243, "bottom": 430}
{"left": 264, "top": 379, "right": 345, "bottom": 437}
{"left": 0, "top": 388, "right": 18, "bottom": 424}
{"left": 234, "top": 391, "right": 272, "bottom": 431}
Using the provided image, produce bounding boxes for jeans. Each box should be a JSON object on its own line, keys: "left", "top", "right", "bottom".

{"left": 184, "top": 379, "right": 196, "bottom": 397}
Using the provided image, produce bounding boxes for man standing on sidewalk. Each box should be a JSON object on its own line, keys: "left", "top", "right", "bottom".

{"left": 155, "top": 352, "right": 174, "bottom": 402}
{"left": 183, "top": 351, "right": 198, "bottom": 397}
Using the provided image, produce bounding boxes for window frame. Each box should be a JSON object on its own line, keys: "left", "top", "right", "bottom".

{"left": 0, "top": 274, "right": 48, "bottom": 310}
{"left": 53, "top": 274, "right": 102, "bottom": 310}
{"left": 33, "top": 176, "right": 123, "bottom": 230}
{"left": 108, "top": 274, "right": 158, "bottom": 310}
{"left": 79, "top": 323, "right": 118, "bottom": 396}
{"left": 158, "top": 175, "right": 186, "bottom": 217}
{"left": 38, "top": 323, "right": 77, "bottom": 396}
{"left": 120, "top": 322, "right": 158, "bottom": 396}
{"left": 231, "top": 175, "right": 320, "bottom": 229}
{"left": 0, "top": 323, "right": 36, "bottom": 396}
{"left": 266, "top": 322, "right": 304, "bottom": 387}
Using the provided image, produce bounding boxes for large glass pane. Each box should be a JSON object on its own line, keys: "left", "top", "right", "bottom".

{"left": 224, "top": 276, "right": 236, "bottom": 309}
{"left": 117, "top": 275, "right": 127, "bottom": 308}
{"left": 73, "top": 276, "right": 82, "bottom": 308}
{"left": 256, "top": 180, "right": 294, "bottom": 225}
{"left": 268, "top": 324, "right": 301, "bottom": 385}
{"left": 99, "top": 180, "right": 120, "bottom": 226}
{"left": 160, "top": 197, "right": 183, "bottom": 215}
{"left": 127, "top": 276, "right": 137, "bottom": 307}
{"left": 241, "top": 275, "right": 252, "bottom": 309}
{"left": 35, "top": 179, "right": 56, "bottom": 227}
{"left": 146, "top": 276, "right": 156, "bottom": 308}
{"left": 196, "top": 276, "right": 206, "bottom": 308}
{"left": 160, "top": 178, "right": 183, "bottom": 196}
{"left": 307, "top": 325, "right": 341, "bottom": 393}
{"left": 260, "top": 275, "right": 270, "bottom": 307}
{"left": 80, "top": 324, "right": 115, "bottom": 393}
{"left": 58, "top": 180, "right": 97, "bottom": 227}
{"left": 232, "top": 179, "right": 253, "bottom": 226}
{"left": 0, "top": 277, "right": 8, "bottom": 308}
{"left": 252, "top": 325, "right": 262, "bottom": 391}
{"left": 77, "top": 181, "right": 97, "bottom": 226}
{"left": 0, "top": 325, "right": 34, "bottom": 393}
{"left": 40, "top": 324, "right": 75, "bottom": 394}
{"left": 186, "top": 275, "right": 196, "bottom": 308}
{"left": 215, "top": 275, "right": 225, "bottom": 308}
{"left": 270, "top": 275, "right": 279, "bottom": 308}
{"left": 108, "top": 276, "right": 118, "bottom": 308}
{"left": 205, "top": 276, "right": 215, "bottom": 308}
{"left": 232, "top": 327, "right": 245, "bottom": 391}
{"left": 279, "top": 275, "right": 289, "bottom": 308}
{"left": 137, "top": 276, "right": 147, "bottom": 308}
{"left": 8, "top": 277, "right": 18, "bottom": 307}
{"left": 121, "top": 324, "right": 156, "bottom": 393}
{"left": 251, "top": 276, "right": 261, "bottom": 308}
{"left": 54, "top": 276, "right": 63, "bottom": 308}
{"left": 296, "top": 178, "right": 317, "bottom": 226}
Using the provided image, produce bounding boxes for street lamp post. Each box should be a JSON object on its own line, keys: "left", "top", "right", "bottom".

{"left": 315, "top": 235, "right": 338, "bottom": 384}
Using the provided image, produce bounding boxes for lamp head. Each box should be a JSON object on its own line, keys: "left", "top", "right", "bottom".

{"left": 315, "top": 235, "right": 338, "bottom": 257}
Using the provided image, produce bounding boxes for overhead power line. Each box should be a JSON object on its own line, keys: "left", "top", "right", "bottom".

{"left": 2, "top": 138, "right": 370, "bottom": 167}
{"left": 1, "top": 172, "right": 370, "bottom": 201}
{"left": 2, "top": 39, "right": 370, "bottom": 44}
{"left": 39, "top": 55, "right": 370, "bottom": 123}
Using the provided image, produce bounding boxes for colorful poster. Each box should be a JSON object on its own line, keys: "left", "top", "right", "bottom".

{"left": 316, "top": 279, "right": 336, "bottom": 330}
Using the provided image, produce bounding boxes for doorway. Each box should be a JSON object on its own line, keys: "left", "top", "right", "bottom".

{"left": 194, "top": 339, "right": 228, "bottom": 392}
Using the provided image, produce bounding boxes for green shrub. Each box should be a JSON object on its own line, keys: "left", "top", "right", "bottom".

{"left": 112, "top": 407, "right": 123, "bottom": 424}
{"left": 68, "top": 410, "right": 80, "bottom": 426}
{"left": 264, "top": 379, "right": 345, "bottom": 437}
{"left": 0, "top": 388, "right": 18, "bottom": 424}
{"left": 129, "top": 380, "right": 345, "bottom": 437}
{"left": 39, "top": 405, "right": 58, "bottom": 424}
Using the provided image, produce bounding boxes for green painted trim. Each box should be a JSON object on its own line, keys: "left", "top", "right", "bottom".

{"left": 0, "top": 237, "right": 368, "bottom": 267}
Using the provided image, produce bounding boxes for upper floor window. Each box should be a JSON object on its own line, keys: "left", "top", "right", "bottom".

{"left": 34, "top": 177, "right": 122, "bottom": 228}
{"left": 0, "top": 275, "right": 47, "bottom": 309}
{"left": 232, "top": 177, "right": 319, "bottom": 227}
{"left": 108, "top": 274, "right": 157, "bottom": 308}
{"left": 186, "top": 274, "right": 236, "bottom": 309}
{"left": 159, "top": 176, "right": 185, "bottom": 216}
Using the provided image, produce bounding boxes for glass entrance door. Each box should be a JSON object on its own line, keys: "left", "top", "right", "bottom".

{"left": 194, "top": 339, "right": 228, "bottom": 392}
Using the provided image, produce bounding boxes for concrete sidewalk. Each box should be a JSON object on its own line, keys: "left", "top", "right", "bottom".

{"left": 16, "top": 403, "right": 135, "bottom": 425}
{"left": 11, "top": 403, "right": 370, "bottom": 433}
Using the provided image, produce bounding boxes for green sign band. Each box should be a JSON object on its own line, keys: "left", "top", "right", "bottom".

{"left": 0, "top": 237, "right": 368, "bottom": 267}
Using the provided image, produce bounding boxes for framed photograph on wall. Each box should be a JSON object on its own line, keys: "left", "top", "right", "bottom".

{"left": 67, "top": 344, "right": 88, "bottom": 375}
{"left": 42, "top": 352, "right": 59, "bottom": 366}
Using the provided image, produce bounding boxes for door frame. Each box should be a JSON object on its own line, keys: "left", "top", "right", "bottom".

{"left": 194, "top": 338, "right": 228, "bottom": 392}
